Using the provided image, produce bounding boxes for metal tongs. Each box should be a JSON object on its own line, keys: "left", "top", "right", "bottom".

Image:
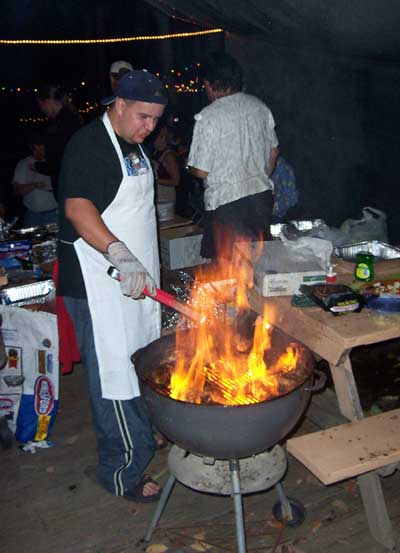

{"left": 107, "top": 266, "right": 204, "bottom": 323}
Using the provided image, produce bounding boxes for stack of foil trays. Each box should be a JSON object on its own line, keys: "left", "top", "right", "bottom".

{"left": 335, "top": 241, "right": 400, "bottom": 261}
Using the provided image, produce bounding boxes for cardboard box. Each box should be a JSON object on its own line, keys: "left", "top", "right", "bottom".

{"left": 160, "top": 225, "right": 211, "bottom": 270}
{"left": 255, "top": 270, "right": 326, "bottom": 297}
{"left": 234, "top": 240, "right": 326, "bottom": 297}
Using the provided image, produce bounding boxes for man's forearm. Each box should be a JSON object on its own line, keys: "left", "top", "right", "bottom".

{"left": 268, "top": 147, "right": 279, "bottom": 177}
{"left": 13, "top": 182, "right": 37, "bottom": 197}
{"left": 65, "top": 197, "right": 117, "bottom": 253}
{"left": 188, "top": 166, "right": 209, "bottom": 180}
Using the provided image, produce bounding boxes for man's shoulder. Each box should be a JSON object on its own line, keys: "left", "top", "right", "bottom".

{"left": 16, "top": 155, "right": 33, "bottom": 168}
{"left": 238, "top": 92, "right": 272, "bottom": 111}
{"left": 14, "top": 155, "right": 33, "bottom": 175}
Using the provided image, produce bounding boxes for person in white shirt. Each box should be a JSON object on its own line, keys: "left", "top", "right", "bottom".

{"left": 13, "top": 132, "right": 58, "bottom": 227}
{"left": 188, "top": 52, "right": 279, "bottom": 261}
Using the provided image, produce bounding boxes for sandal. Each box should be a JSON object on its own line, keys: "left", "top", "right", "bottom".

{"left": 124, "top": 475, "right": 162, "bottom": 503}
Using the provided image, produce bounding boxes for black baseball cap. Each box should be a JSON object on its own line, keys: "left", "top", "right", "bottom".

{"left": 102, "top": 69, "right": 168, "bottom": 106}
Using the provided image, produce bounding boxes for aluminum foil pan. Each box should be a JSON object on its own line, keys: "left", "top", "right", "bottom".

{"left": 270, "top": 219, "right": 325, "bottom": 238}
{"left": 335, "top": 241, "right": 400, "bottom": 261}
{"left": 0, "top": 279, "right": 54, "bottom": 306}
{"left": 13, "top": 226, "right": 40, "bottom": 235}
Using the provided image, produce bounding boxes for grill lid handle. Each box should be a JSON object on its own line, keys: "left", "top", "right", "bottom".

{"left": 304, "top": 369, "right": 327, "bottom": 393}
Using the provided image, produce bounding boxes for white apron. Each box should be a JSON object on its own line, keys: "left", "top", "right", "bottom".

{"left": 74, "top": 112, "right": 161, "bottom": 400}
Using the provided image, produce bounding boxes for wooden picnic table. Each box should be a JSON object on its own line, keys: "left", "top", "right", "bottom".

{"left": 248, "top": 261, "right": 400, "bottom": 551}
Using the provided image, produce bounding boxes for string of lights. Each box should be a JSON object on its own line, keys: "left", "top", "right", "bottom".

{"left": 0, "top": 28, "right": 223, "bottom": 45}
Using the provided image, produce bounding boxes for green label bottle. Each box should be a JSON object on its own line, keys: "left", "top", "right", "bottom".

{"left": 355, "top": 252, "right": 375, "bottom": 282}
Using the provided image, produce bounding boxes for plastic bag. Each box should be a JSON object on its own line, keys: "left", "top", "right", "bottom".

{"left": 279, "top": 234, "right": 333, "bottom": 272}
{"left": 340, "top": 207, "right": 387, "bottom": 244}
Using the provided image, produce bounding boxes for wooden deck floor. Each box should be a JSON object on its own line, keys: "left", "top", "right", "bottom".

{"left": 1, "top": 365, "right": 399, "bottom": 553}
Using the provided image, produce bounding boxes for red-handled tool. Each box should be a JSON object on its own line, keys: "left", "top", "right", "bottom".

{"left": 107, "top": 266, "right": 203, "bottom": 323}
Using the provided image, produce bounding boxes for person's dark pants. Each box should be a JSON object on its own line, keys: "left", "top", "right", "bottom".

{"left": 63, "top": 296, "right": 156, "bottom": 496}
{"left": 200, "top": 190, "right": 273, "bottom": 259}
{"left": 24, "top": 208, "right": 58, "bottom": 227}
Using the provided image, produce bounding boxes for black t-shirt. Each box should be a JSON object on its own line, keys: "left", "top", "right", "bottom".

{"left": 57, "top": 116, "right": 147, "bottom": 298}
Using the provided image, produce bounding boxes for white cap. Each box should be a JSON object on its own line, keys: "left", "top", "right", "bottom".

{"left": 109, "top": 60, "right": 133, "bottom": 74}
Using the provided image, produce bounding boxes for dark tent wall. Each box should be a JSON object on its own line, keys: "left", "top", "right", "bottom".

{"left": 146, "top": 0, "right": 400, "bottom": 242}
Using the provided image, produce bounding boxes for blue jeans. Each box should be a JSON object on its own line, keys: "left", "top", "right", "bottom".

{"left": 63, "top": 296, "right": 156, "bottom": 496}
{"left": 24, "top": 209, "right": 58, "bottom": 227}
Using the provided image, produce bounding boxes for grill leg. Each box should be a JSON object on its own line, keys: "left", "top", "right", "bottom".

{"left": 275, "top": 481, "right": 293, "bottom": 521}
{"left": 230, "top": 459, "right": 247, "bottom": 553}
{"left": 142, "top": 473, "right": 176, "bottom": 544}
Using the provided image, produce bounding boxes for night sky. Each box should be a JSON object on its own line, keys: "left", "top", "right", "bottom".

{"left": 0, "top": 0, "right": 212, "bottom": 87}
{"left": 0, "top": 0, "right": 220, "bottom": 202}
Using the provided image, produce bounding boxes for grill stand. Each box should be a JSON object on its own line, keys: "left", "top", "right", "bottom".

{"left": 139, "top": 444, "right": 302, "bottom": 553}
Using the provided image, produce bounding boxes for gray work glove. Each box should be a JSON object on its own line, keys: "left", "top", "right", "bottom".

{"left": 104, "top": 241, "right": 156, "bottom": 299}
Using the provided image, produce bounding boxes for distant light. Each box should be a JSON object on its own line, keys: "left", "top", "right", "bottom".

{"left": 81, "top": 81, "right": 86, "bottom": 86}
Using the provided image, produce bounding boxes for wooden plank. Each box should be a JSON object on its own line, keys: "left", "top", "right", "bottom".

{"left": 287, "top": 409, "right": 400, "bottom": 485}
{"left": 329, "top": 356, "right": 364, "bottom": 420}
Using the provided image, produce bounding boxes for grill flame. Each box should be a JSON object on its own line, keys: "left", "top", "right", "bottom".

{"left": 168, "top": 233, "right": 301, "bottom": 406}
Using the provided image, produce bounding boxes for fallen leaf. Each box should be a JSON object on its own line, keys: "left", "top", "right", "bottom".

{"left": 342, "top": 479, "right": 358, "bottom": 495}
{"left": 267, "top": 518, "right": 284, "bottom": 529}
{"left": 277, "top": 545, "right": 307, "bottom": 553}
{"left": 193, "top": 532, "right": 206, "bottom": 540}
{"left": 190, "top": 543, "right": 208, "bottom": 552}
{"left": 146, "top": 545, "right": 168, "bottom": 553}
{"left": 311, "top": 520, "right": 322, "bottom": 533}
{"left": 64, "top": 434, "right": 80, "bottom": 445}
{"left": 331, "top": 499, "right": 350, "bottom": 513}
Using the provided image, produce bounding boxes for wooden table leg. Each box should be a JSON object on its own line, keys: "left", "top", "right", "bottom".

{"left": 329, "top": 354, "right": 396, "bottom": 550}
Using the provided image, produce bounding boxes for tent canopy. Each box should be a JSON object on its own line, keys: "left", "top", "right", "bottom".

{"left": 147, "top": 0, "right": 400, "bottom": 59}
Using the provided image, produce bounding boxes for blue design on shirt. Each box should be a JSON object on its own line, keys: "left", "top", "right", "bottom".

{"left": 124, "top": 152, "right": 150, "bottom": 176}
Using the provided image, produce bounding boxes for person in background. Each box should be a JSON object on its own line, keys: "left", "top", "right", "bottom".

{"left": 152, "top": 125, "right": 180, "bottom": 205}
{"left": 12, "top": 132, "right": 58, "bottom": 227}
{"left": 36, "top": 84, "right": 82, "bottom": 199}
{"left": 109, "top": 60, "right": 133, "bottom": 93}
{"left": 187, "top": 52, "right": 279, "bottom": 261}
{"left": 57, "top": 70, "right": 167, "bottom": 502}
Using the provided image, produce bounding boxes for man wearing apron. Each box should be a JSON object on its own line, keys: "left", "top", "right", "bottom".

{"left": 57, "top": 70, "right": 167, "bottom": 501}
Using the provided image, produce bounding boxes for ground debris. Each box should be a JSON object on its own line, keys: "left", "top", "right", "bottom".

{"left": 275, "top": 545, "right": 307, "bottom": 553}
{"left": 341, "top": 479, "right": 358, "bottom": 495}
{"left": 311, "top": 520, "right": 322, "bottom": 533}
{"left": 146, "top": 544, "right": 169, "bottom": 553}
{"left": 331, "top": 499, "right": 350, "bottom": 514}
